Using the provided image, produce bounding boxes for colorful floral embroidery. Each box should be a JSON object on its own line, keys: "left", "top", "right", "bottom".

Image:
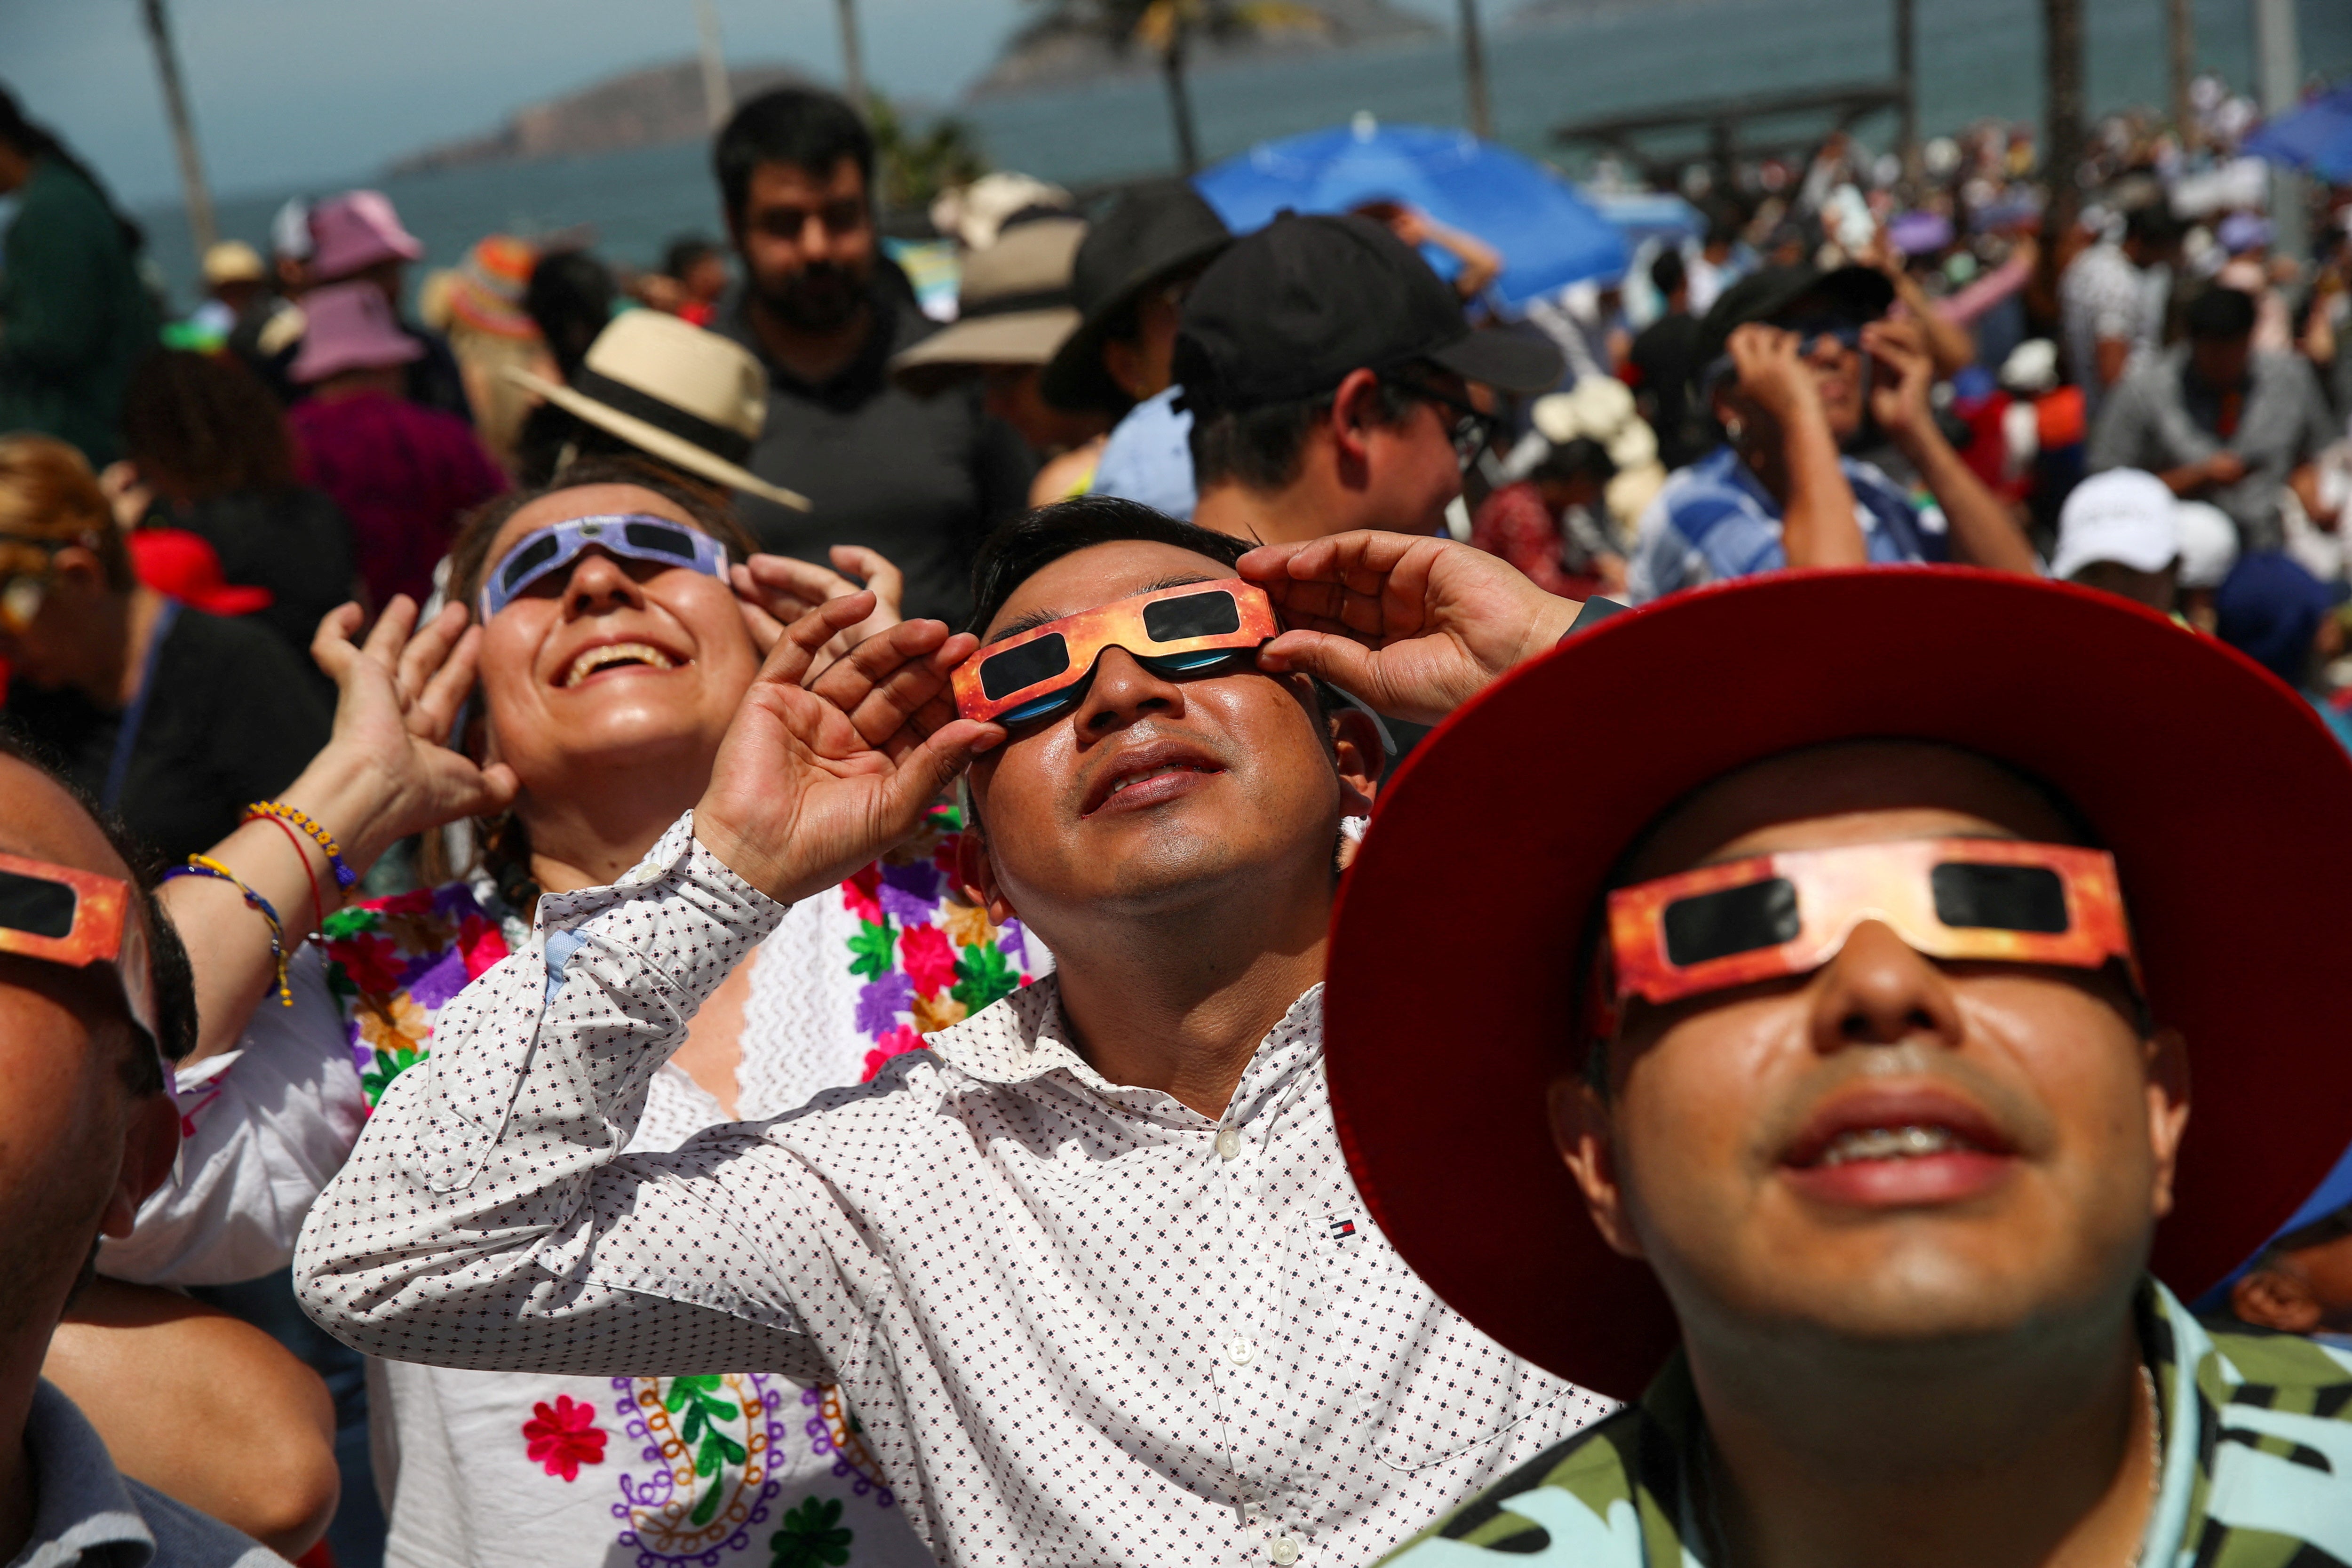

{"left": 321, "top": 883, "right": 513, "bottom": 1109}
{"left": 801, "top": 1386, "right": 894, "bottom": 1504}
{"left": 524, "top": 1393, "right": 609, "bottom": 1481}
{"left": 770, "top": 1496, "right": 855, "bottom": 1568}
{"left": 611, "top": 1372, "right": 792, "bottom": 1567}
{"left": 846, "top": 808, "right": 1032, "bottom": 1083}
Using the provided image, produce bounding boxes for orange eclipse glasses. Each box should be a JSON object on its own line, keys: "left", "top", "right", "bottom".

{"left": 0, "top": 849, "right": 162, "bottom": 1062}
{"left": 953, "top": 578, "right": 1279, "bottom": 725}
{"left": 1600, "top": 838, "right": 2139, "bottom": 1019}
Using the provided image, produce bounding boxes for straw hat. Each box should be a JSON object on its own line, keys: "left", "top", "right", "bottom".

{"left": 504, "top": 310, "right": 809, "bottom": 511}
{"left": 200, "top": 241, "right": 266, "bottom": 288}
{"left": 290, "top": 281, "right": 425, "bottom": 384}
{"left": 891, "top": 217, "right": 1087, "bottom": 397}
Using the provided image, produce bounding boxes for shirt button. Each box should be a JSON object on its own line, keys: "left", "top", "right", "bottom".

{"left": 1270, "top": 1537, "right": 1300, "bottom": 1564}
{"left": 1227, "top": 1335, "right": 1257, "bottom": 1367}
{"left": 1216, "top": 1128, "right": 1242, "bottom": 1160}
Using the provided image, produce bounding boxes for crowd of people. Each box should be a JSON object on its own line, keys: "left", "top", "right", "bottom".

{"left": 0, "top": 55, "right": 2351, "bottom": 1568}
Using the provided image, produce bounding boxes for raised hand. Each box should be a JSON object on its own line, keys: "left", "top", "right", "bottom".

{"left": 1862, "top": 318, "right": 1937, "bottom": 448}
{"left": 731, "top": 545, "right": 906, "bottom": 670}
{"left": 304, "top": 597, "right": 520, "bottom": 868}
{"left": 694, "top": 594, "right": 1001, "bottom": 906}
{"left": 1238, "top": 533, "right": 1583, "bottom": 728}
{"left": 1724, "top": 323, "right": 1822, "bottom": 431}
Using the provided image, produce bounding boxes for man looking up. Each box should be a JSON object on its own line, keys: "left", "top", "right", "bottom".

{"left": 1317, "top": 566, "right": 2352, "bottom": 1562}
{"left": 713, "top": 87, "right": 1034, "bottom": 623}
{"left": 295, "top": 497, "right": 1611, "bottom": 1566}
{"left": 0, "top": 738, "right": 285, "bottom": 1565}
{"left": 1179, "top": 212, "right": 1564, "bottom": 547}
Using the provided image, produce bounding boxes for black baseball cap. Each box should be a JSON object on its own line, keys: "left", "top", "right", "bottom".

{"left": 1694, "top": 262, "right": 1896, "bottom": 368}
{"left": 1172, "top": 211, "right": 1563, "bottom": 417}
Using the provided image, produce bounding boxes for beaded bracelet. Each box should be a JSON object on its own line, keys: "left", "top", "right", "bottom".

{"left": 244, "top": 800, "right": 357, "bottom": 892}
{"left": 161, "top": 853, "right": 292, "bottom": 1006}
{"left": 255, "top": 812, "right": 330, "bottom": 933}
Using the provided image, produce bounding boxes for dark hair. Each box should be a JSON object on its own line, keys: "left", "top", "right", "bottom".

{"left": 967, "top": 496, "right": 1250, "bottom": 636}
{"left": 525, "top": 252, "right": 618, "bottom": 383}
{"left": 0, "top": 732, "right": 197, "bottom": 1088}
{"left": 713, "top": 87, "right": 874, "bottom": 228}
{"left": 1648, "top": 248, "right": 1687, "bottom": 299}
{"left": 663, "top": 235, "right": 722, "bottom": 280}
{"left": 1187, "top": 375, "right": 1420, "bottom": 494}
{"left": 0, "top": 84, "right": 143, "bottom": 256}
{"left": 119, "top": 350, "right": 297, "bottom": 502}
{"left": 1531, "top": 435, "right": 1617, "bottom": 489}
{"left": 2122, "top": 203, "right": 2185, "bottom": 251}
{"left": 2185, "top": 285, "right": 2258, "bottom": 343}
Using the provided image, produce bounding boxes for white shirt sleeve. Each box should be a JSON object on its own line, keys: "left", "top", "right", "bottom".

{"left": 98, "top": 945, "right": 368, "bottom": 1287}
{"left": 293, "top": 812, "right": 828, "bottom": 1380}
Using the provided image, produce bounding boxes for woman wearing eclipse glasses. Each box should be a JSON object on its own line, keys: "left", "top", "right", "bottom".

{"left": 99, "top": 460, "right": 1004, "bottom": 1568}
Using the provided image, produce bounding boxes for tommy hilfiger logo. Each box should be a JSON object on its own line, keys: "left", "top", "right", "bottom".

{"left": 1327, "top": 1217, "right": 1357, "bottom": 1240}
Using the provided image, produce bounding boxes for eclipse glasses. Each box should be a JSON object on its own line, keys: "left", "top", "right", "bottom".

{"left": 0, "top": 849, "right": 163, "bottom": 1066}
{"left": 477, "top": 514, "right": 731, "bottom": 620}
{"left": 952, "top": 579, "right": 1279, "bottom": 726}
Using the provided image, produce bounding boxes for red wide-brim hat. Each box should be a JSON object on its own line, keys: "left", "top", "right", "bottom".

{"left": 1326, "top": 566, "right": 2352, "bottom": 1401}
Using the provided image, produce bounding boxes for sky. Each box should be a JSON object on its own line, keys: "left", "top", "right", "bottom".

{"left": 0, "top": 0, "right": 1460, "bottom": 209}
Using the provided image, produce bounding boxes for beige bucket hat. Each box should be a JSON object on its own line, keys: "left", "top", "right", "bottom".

{"left": 891, "top": 217, "right": 1086, "bottom": 398}
{"left": 505, "top": 310, "right": 809, "bottom": 510}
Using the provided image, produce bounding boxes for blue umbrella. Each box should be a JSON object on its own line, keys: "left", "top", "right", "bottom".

{"left": 1193, "top": 117, "right": 1631, "bottom": 310}
{"left": 2243, "top": 78, "right": 2352, "bottom": 183}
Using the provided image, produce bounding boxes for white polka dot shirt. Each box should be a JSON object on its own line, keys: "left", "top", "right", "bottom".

{"left": 294, "top": 813, "right": 1613, "bottom": 1567}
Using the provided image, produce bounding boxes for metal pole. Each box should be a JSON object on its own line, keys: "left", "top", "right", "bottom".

{"left": 137, "top": 0, "right": 217, "bottom": 258}
{"left": 835, "top": 0, "right": 868, "bottom": 111}
{"left": 2252, "top": 0, "right": 2306, "bottom": 261}
{"left": 1457, "top": 0, "right": 1493, "bottom": 141}
{"left": 1894, "top": 0, "right": 1917, "bottom": 179}
{"left": 696, "top": 0, "right": 732, "bottom": 130}
{"left": 2167, "top": 0, "right": 2194, "bottom": 150}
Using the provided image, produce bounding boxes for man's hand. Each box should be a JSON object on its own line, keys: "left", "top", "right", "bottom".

{"left": 1863, "top": 318, "right": 1939, "bottom": 451}
{"left": 1724, "top": 323, "right": 1823, "bottom": 430}
{"left": 2204, "top": 450, "right": 2249, "bottom": 487}
{"left": 732, "top": 545, "right": 906, "bottom": 671}
{"left": 1238, "top": 533, "right": 1582, "bottom": 727}
{"left": 693, "top": 595, "right": 1000, "bottom": 906}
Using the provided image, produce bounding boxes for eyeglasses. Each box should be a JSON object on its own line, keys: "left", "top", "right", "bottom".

{"left": 1776, "top": 315, "right": 1867, "bottom": 358}
{"left": 0, "top": 849, "right": 162, "bottom": 1065}
{"left": 1392, "top": 376, "right": 1500, "bottom": 470}
{"left": 0, "top": 536, "right": 70, "bottom": 636}
{"left": 477, "top": 514, "right": 730, "bottom": 620}
{"left": 1598, "top": 837, "right": 2139, "bottom": 1021}
{"left": 952, "top": 578, "right": 1279, "bottom": 726}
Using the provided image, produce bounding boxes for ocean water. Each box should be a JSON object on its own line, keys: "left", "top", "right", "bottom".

{"left": 134, "top": 0, "right": 2351, "bottom": 305}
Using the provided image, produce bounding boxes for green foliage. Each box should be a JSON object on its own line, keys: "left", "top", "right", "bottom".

{"left": 870, "top": 98, "right": 987, "bottom": 212}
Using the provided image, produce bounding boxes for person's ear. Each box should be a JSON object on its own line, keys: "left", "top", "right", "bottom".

{"left": 1328, "top": 705, "right": 1383, "bottom": 818}
{"left": 2144, "top": 1026, "right": 2192, "bottom": 1220}
{"left": 2230, "top": 1265, "right": 2320, "bottom": 1334}
{"left": 956, "top": 813, "right": 1020, "bottom": 928}
{"left": 1327, "top": 367, "right": 1386, "bottom": 482}
{"left": 1549, "top": 1072, "right": 1645, "bottom": 1260}
{"left": 102, "top": 1087, "right": 182, "bottom": 1240}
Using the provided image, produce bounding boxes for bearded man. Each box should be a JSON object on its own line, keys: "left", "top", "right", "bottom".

{"left": 713, "top": 87, "right": 1034, "bottom": 623}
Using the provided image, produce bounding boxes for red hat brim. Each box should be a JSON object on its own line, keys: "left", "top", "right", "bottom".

{"left": 1326, "top": 566, "right": 2352, "bottom": 1401}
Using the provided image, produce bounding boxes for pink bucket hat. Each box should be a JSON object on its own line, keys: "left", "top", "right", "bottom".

{"left": 309, "top": 190, "right": 424, "bottom": 281}
{"left": 290, "top": 281, "right": 425, "bottom": 384}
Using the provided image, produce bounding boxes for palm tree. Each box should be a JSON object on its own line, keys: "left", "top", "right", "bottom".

{"left": 136, "top": 0, "right": 217, "bottom": 255}
{"left": 1013, "top": 0, "right": 1326, "bottom": 175}
{"left": 2042, "top": 0, "right": 2083, "bottom": 228}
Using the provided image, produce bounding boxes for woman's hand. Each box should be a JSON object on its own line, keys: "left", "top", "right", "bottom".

{"left": 302, "top": 596, "right": 521, "bottom": 868}
{"left": 694, "top": 595, "right": 998, "bottom": 906}
{"left": 731, "top": 546, "right": 906, "bottom": 674}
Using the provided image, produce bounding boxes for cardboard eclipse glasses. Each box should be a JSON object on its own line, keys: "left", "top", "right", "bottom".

{"left": 477, "top": 514, "right": 730, "bottom": 619}
{"left": 953, "top": 579, "right": 1279, "bottom": 725}
{"left": 0, "top": 849, "right": 162, "bottom": 1063}
{"left": 1602, "top": 837, "right": 2139, "bottom": 1017}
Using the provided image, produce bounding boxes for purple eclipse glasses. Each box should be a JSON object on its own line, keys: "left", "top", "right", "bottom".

{"left": 477, "top": 514, "right": 731, "bottom": 619}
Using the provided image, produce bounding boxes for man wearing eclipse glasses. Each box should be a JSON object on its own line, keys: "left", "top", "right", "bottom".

{"left": 0, "top": 738, "right": 285, "bottom": 1564}
{"left": 1323, "top": 567, "right": 2352, "bottom": 1563}
{"left": 298, "top": 497, "right": 1615, "bottom": 1567}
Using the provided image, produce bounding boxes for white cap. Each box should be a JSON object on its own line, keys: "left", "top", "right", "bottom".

{"left": 2053, "top": 469, "right": 2179, "bottom": 581}
{"left": 2173, "top": 500, "right": 2240, "bottom": 590}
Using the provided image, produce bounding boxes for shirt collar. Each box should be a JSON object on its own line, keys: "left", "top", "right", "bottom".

{"left": 922, "top": 975, "right": 1326, "bottom": 1128}
{"left": 18, "top": 1379, "right": 156, "bottom": 1567}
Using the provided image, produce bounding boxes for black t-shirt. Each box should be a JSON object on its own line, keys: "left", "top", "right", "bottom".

{"left": 154, "top": 487, "right": 358, "bottom": 663}
{"left": 1628, "top": 311, "right": 1708, "bottom": 471}
{"left": 718, "top": 286, "right": 1037, "bottom": 628}
{"left": 4, "top": 606, "right": 332, "bottom": 867}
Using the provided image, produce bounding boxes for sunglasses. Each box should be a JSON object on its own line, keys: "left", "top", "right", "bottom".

{"left": 952, "top": 578, "right": 1279, "bottom": 726}
{"left": 0, "top": 849, "right": 162, "bottom": 1064}
{"left": 1601, "top": 838, "right": 2139, "bottom": 1016}
{"left": 477, "top": 514, "right": 730, "bottom": 620}
{"left": 1392, "top": 376, "right": 1499, "bottom": 470}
